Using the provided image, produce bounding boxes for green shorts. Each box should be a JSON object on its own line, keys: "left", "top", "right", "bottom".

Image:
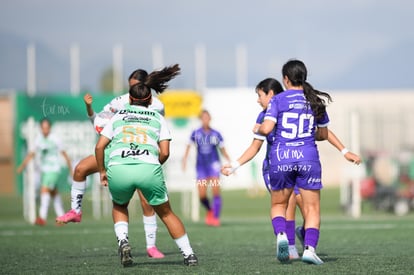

{"left": 107, "top": 163, "right": 169, "bottom": 206}
{"left": 41, "top": 171, "right": 61, "bottom": 189}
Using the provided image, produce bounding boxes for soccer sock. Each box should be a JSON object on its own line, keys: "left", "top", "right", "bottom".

{"left": 200, "top": 197, "right": 211, "bottom": 211}
{"left": 53, "top": 193, "right": 65, "bottom": 217}
{"left": 174, "top": 233, "right": 194, "bottom": 257}
{"left": 39, "top": 192, "right": 51, "bottom": 220}
{"left": 304, "top": 228, "right": 320, "bottom": 249}
{"left": 143, "top": 214, "right": 157, "bottom": 248}
{"left": 114, "top": 221, "right": 129, "bottom": 245}
{"left": 213, "top": 195, "right": 222, "bottom": 218}
{"left": 286, "top": 220, "right": 296, "bottom": 245}
{"left": 71, "top": 180, "right": 86, "bottom": 213}
{"left": 271, "top": 216, "right": 286, "bottom": 236}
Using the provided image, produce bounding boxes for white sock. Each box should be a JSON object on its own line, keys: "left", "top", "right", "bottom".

{"left": 143, "top": 214, "right": 157, "bottom": 248}
{"left": 71, "top": 180, "right": 86, "bottom": 213}
{"left": 39, "top": 192, "right": 51, "bottom": 220}
{"left": 114, "top": 221, "right": 129, "bottom": 245}
{"left": 53, "top": 193, "right": 65, "bottom": 217}
{"left": 174, "top": 233, "right": 194, "bottom": 257}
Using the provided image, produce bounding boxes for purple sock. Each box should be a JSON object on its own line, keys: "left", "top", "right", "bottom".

{"left": 271, "top": 216, "right": 286, "bottom": 236}
{"left": 213, "top": 195, "right": 222, "bottom": 218}
{"left": 286, "top": 220, "right": 296, "bottom": 245}
{"left": 304, "top": 228, "right": 320, "bottom": 248}
{"left": 200, "top": 197, "right": 211, "bottom": 211}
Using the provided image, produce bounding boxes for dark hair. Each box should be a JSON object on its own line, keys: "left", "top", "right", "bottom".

{"left": 129, "top": 64, "right": 181, "bottom": 107}
{"left": 128, "top": 69, "right": 148, "bottom": 83}
{"left": 40, "top": 117, "right": 51, "bottom": 126}
{"left": 282, "top": 59, "right": 332, "bottom": 119}
{"left": 255, "top": 78, "right": 284, "bottom": 95}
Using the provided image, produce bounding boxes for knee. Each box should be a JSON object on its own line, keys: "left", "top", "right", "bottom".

{"left": 73, "top": 163, "right": 87, "bottom": 180}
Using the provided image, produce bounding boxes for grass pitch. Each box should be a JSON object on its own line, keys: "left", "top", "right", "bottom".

{"left": 1, "top": 188, "right": 414, "bottom": 274}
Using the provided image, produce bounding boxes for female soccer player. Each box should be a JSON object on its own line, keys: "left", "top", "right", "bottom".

{"left": 224, "top": 60, "right": 332, "bottom": 264}
{"left": 182, "top": 110, "right": 232, "bottom": 226}
{"left": 17, "top": 118, "right": 72, "bottom": 226}
{"left": 56, "top": 68, "right": 167, "bottom": 258}
{"left": 222, "top": 76, "right": 361, "bottom": 260}
{"left": 95, "top": 66, "right": 198, "bottom": 267}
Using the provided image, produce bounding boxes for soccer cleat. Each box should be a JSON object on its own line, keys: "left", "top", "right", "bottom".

{"left": 205, "top": 210, "right": 214, "bottom": 226}
{"left": 210, "top": 216, "right": 221, "bottom": 227}
{"left": 295, "top": 226, "right": 305, "bottom": 250}
{"left": 289, "top": 245, "right": 300, "bottom": 260}
{"left": 118, "top": 239, "right": 133, "bottom": 267}
{"left": 147, "top": 246, "right": 165, "bottom": 259}
{"left": 55, "top": 209, "right": 82, "bottom": 224}
{"left": 276, "top": 232, "right": 289, "bottom": 263}
{"left": 302, "top": 246, "right": 324, "bottom": 265}
{"left": 35, "top": 217, "right": 46, "bottom": 226}
{"left": 184, "top": 254, "right": 198, "bottom": 266}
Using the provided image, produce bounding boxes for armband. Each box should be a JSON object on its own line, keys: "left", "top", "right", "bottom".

{"left": 231, "top": 160, "right": 241, "bottom": 170}
{"left": 341, "top": 148, "right": 349, "bottom": 155}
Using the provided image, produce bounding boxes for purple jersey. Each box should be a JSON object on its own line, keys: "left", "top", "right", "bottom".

{"left": 189, "top": 128, "right": 224, "bottom": 180}
{"left": 264, "top": 89, "right": 329, "bottom": 164}
{"left": 264, "top": 89, "right": 329, "bottom": 191}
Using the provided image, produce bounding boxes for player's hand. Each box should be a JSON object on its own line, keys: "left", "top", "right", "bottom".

{"left": 100, "top": 171, "right": 108, "bottom": 186}
{"left": 344, "top": 152, "right": 362, "bottom": 165}
{"left": 83, "top": 93, "right": 93, "bottom": 106}
{"left": 16, "top": 165, "right": 24, "bottom": 174}
{"left": 221, "top": 161, "right": 240, "bottom": 176}
{"left": 221, "top": 164, "right": 233, "bottom": 176}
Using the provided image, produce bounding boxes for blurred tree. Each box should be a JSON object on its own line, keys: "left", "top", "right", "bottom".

{"left": 99, "top": 67, "right": 126, "bottom": 94}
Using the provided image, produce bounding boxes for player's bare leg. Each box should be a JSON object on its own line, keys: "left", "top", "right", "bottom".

{"left": 137, "top": 190, "right": 165, "bottom": 258}
{"left": 56, "top": 155, "right": 98, "bottom": 224}
{"left": 152, "top": 201, "right": 198, "bottom": 266}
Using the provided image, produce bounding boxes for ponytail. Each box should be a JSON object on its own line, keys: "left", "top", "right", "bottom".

{"left": 129, "top": 64, "right": 181, "bottom": 106}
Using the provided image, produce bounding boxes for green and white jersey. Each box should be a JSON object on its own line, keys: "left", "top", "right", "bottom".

{"left": 30, "top": 133, "right": 63, "bottom": 173}
{"left": 101, "top": 105, "right": 171, "bottom": 167}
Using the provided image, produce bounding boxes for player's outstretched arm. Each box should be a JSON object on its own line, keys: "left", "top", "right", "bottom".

{"left": 16, "top": 152, "right": 35, "bottom": 174}
{"left": 221, "top": 139, "right": 264, "bottom": 176}
{"left": 327, "top": 130, "right": 361, "bottom": 164}
{"left": 95, "top": 136, "right": 110, "bottom": 186}
{"left": 83, "top": 93, "right": 95, "bottom": 121}
{"left": 181, "top": 144, "right": 191, "bottom": 172}
{"left": 61, "top": 150, "right": 73, "bottom": 177}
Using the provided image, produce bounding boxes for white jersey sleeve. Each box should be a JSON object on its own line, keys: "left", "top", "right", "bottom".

{"left": 102, "top": 94, "right": 129, "bottom": 113}
{"left": 159, "top": 115, "right": 172, "bottom": 141}
{"left": 150, "top": 96, "right": 165, "bottom": 116}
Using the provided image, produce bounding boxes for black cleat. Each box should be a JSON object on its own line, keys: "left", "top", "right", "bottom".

{"left": 184, "top": 254, "right": 198, "bottom": 266}
{"left": 118, "top": 239, "right": 133, "bottom": 267}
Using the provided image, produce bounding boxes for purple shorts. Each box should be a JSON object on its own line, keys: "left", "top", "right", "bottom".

{"left": 196, "top": 161, "right": 221, "bottom": 180}
{"left": 267, "top": 161, "right": 323, "bottom": 191}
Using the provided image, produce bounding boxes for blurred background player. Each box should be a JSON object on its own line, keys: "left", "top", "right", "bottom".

{"left": 95, "top": 65, "right": 198, "bottom": 267}
{"left": 182, "top": 110, "right": 231, "bottom": 226}
{"left": 17, "top": 118, "right": 72, "bottom": 226}
{"left": 56, "top": 68, "right": 167, "bottom": 258}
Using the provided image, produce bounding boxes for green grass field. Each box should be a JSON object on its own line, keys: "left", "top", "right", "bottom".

{"left": 1, "top": 188, "right": 414, "bottom": 274}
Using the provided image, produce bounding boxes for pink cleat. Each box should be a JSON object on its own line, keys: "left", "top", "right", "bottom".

{"left": 147, "top": 246, "right": 165, "bottom": 258}
{"left": 205, "top": 210, "right": 220, "bottom": 227}
{"left": 56, "top": 209, "right": 82, "bottom": 224}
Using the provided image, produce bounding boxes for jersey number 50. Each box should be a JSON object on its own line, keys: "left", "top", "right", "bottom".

{"left": 281, "top": 112, "right": 314, "bottom": 139}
